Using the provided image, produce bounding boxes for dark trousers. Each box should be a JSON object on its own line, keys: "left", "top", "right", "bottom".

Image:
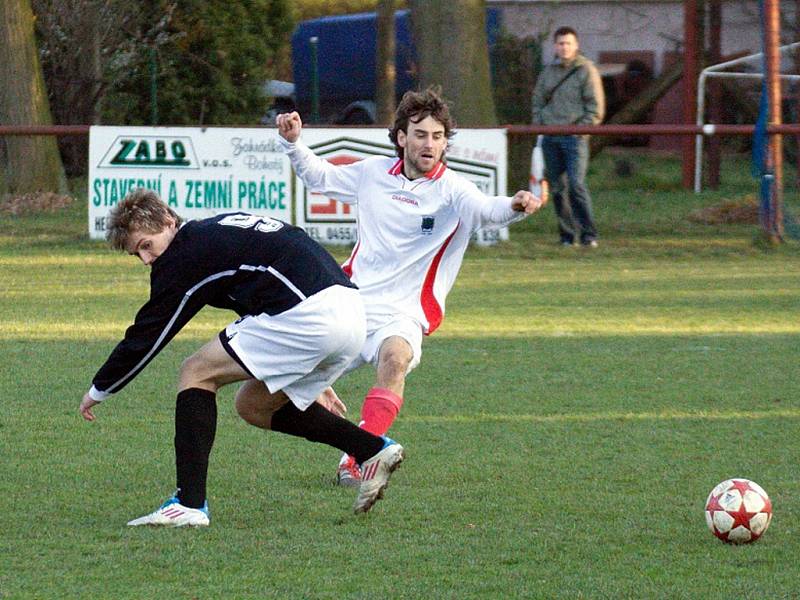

{"left": 541, "top": 135, "right": 597, "bottom": 244}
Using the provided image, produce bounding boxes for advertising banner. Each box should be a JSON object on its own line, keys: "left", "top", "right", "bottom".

{"left": 293, "top": 128, "right": 509, "bottom": 245}
{"left": 87, "top": 126, "right": 292, "bottom": 239}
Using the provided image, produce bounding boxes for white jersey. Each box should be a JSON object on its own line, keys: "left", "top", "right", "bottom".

{"left": 282, "top": 138, "right": 524, "bottom": 334}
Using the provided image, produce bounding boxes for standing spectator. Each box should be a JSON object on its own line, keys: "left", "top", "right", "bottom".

{"left": 532, "top": 26, "right": 605, "bottom": 247}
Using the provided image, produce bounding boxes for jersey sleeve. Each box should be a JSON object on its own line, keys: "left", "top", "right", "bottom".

{"left": 580, "top": 63, "right": 605, "bottom": 125}
{"left": 89, "top": 271, "right": 208, "bottom": 401}
{"left": 280, "top": 138, "right": 364, "bottom": 205}
{"left": 450, "top": 176, "right": 526, "bottom": 232}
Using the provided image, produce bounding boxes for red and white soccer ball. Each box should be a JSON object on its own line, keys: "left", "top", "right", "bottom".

{"left": 705, "top": 478, "right": 772, "bottom": 544}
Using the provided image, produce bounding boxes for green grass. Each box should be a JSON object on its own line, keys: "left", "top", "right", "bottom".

{"left": 2, "top": 153, "right": 800, "bottom": 598}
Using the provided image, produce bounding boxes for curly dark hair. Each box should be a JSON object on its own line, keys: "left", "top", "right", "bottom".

{"left": 389, "top": 87, "right": 455, "bottom": 159}
{"left": 106, "top": 188, "right": 182, "bottom": 251}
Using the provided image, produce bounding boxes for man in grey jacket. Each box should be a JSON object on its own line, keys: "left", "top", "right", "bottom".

{"left": 532, "top": 26, "right": 605, "bottom": 247}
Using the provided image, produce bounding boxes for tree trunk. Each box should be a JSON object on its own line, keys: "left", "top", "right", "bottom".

{"left": 375, "top": 0, "right": 396, "bottom": 125}
{"left": 0, "top": 0, "right": 66, "bottom": 195}
{"left": 408, "top": 0, "right": 496, "bottom": 126}
{"left": 795, "top": 0, "right": 800, "bottom": 184}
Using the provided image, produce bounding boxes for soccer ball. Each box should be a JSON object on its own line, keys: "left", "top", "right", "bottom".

{"left": 705, "top": 478, "right": 772, "bottom": 544}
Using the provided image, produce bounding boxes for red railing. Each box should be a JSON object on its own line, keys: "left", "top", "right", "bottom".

{"left": 1, "top": 124, "right": 800, "bottom": 136}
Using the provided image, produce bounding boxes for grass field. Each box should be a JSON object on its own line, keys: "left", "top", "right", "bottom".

{"left": 2, "top": 151, "right": 800, "bottom": 598}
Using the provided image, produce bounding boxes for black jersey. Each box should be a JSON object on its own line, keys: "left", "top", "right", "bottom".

{"left": 92, "top": 213, "right": 355, "bottom": 397}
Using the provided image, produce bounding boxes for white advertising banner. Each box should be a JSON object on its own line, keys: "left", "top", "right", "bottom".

{"left": 88, "top": 126, "right": 292, "bottom": 239}
{"left": 293, "top": 128, "right": 509, "bottom": 245}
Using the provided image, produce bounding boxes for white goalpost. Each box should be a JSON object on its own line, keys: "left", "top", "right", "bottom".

{"left": 694, "top": 41, "right": 800, "bottom": 193}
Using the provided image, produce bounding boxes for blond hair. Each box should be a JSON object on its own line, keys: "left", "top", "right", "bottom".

{"left": 106, "top": 188, "right": 182, "bottom": 250}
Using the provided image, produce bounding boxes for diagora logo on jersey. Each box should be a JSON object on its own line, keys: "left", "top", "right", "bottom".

{"left": 421, "top": 216, "right": 435, "bottom": 235}
{"left": 98, "top": 136, "right": 198, "bottom": 169}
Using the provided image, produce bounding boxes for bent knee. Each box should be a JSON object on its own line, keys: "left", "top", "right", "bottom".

{"left": 235, "top": 394, "right": 270, "bottom": 429}
{"left": 383, "top": 354, "right": 411, "bottom": 376}
{"left": 179, "top": 353, "right": 206, "bottom": 384}
{"left": 180, "top": 352, "right": 200, "bottom": 372}
{"left": 378, "top": 348, "right": 413, "bottom": 383}
{"left": 234, "top": 382, "right": 285, "bottom": 429}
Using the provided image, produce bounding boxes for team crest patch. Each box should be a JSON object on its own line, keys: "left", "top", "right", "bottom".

{"left": 421, "top": 216, "right": 435, "bottom": 235}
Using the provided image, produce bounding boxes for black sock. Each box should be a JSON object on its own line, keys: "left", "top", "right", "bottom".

{"left": 270, "top": 401, "right": 384, "bottom": 464}
{"left": 174, "top": 388, "right": 217, "bottom": 508}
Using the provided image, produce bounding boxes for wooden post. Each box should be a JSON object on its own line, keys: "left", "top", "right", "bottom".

{"left": 764, "top": 0, "right": 783, "bottom": 240}
{"left": 707, "top": 0, "right": 722, "bottom": 189}
{"left": 796, "top": 0, "right": 800, "bottom": 186}
{"left": 682, "top": 0, "right": 700, "bottom": 189}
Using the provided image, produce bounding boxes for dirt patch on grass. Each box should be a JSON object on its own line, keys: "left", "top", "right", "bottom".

{"left": 0, "top": 192, "right": 75, "bottom": 215}
{"left": 688, "top": 195, "right": 759, "bottom": 225}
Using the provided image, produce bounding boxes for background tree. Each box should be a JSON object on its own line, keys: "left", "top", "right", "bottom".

{"left": 293, "top": 0, "right": 406, "bottom": 21}
{"left": 375, "top": 0, "right": 396, "bottom": 124}
{"left": 408, "top": 0, "right": 496, "bottom": 126}
{"left": 32, "top": 0, "right": 153, "bottom": 176}
{"left": 101, "top": 0, "right": 293, "bottom": 127}
{"left": 29, "top": 0, "right": 292, "bottom": 177}
{"left": 491, "top": 30, "right": 545, "bottom": 125}
{"left": 0, "top": 0, "right": 67, "bottom": 194}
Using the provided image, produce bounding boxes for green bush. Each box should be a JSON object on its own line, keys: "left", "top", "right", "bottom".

{"left": 291, "top": 0, "right": 407, "bottom": 21}
{"left": 490, "top": 29, "right": 547, "bottom": 125}
{"left": 102, "top": 0, "right": 294, "bottom": 126}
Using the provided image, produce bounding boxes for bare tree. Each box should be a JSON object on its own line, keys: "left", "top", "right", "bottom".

{"left": 408, "top": 0, "right": 496, "bottom": 126}
{"left": 31, "top": 0, "right": 176, "bottom": 174}
{"left": 0, "top": 0, "right": 67, "bottom": 194}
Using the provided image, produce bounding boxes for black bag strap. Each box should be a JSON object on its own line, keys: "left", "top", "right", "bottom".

{"left": 543, "top": 65, "right": 582, "bottom": 107}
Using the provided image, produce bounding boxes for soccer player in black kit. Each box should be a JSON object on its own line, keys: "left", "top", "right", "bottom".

{"left": 79, "top": 188, "right": 404, "bottom": 526}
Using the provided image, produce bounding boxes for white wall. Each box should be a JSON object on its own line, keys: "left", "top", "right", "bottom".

{"left": 488, "top": 1, "right": 787, "bottom": 74}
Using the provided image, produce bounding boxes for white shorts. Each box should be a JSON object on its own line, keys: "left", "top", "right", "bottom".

{"left": 221, "top": 285, "right": 366, "bottom": 410}
{"left": 345, "top": 313, "right": 423, "bottom": 375}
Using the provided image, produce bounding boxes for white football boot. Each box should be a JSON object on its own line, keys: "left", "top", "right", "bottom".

{"left": 354, "top": 440, "right": 404, "bottom": 514}
{"left": 127, "top": 493, "right": 210, "bottom": 527}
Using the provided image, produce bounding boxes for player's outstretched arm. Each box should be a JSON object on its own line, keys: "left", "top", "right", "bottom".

{"left": 276, "top": 111, "right": 303, "bottom": 143}
{"left": 511, "top": 190, "right": 547, "bottom": 215}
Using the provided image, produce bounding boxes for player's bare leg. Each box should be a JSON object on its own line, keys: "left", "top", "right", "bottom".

{"left": 375, "top": 336, "right": 412, "bottom": 396}
{"left": 236, "top": 377, "right": 405, "bottom": 513}
{"left": 337, "top": 336, "right": 412, "bottom": 487}
{"left": 236, "top": 380, "right": 289, "bottom": 429}
{"left": 129, "top": 338, "right": 250, "bottom": 527}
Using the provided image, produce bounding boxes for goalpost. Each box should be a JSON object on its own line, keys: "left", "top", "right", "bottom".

{"left": 693, "top": 41, "right": 800, "bottom": 194}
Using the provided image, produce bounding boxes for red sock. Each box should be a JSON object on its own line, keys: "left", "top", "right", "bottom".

{"left": 358, "top": 387, "right": 404, "bottom": 437}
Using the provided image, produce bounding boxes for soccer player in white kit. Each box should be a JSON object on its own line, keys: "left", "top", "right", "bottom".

{"left": 271, "top": 88, "right": 546, "bottom": 485}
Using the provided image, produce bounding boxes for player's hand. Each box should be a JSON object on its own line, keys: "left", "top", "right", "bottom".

{"left": 512, "top": 190, "right": 546, "bottom": 214}
{"left": 79, "top": 392, "right": 100, "bottom": 422}
{"left": 276, "top": 111, "right": 303, "bottom": 143}
{"left": 315, "top": 387, "right": 347, "bottom": 417}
